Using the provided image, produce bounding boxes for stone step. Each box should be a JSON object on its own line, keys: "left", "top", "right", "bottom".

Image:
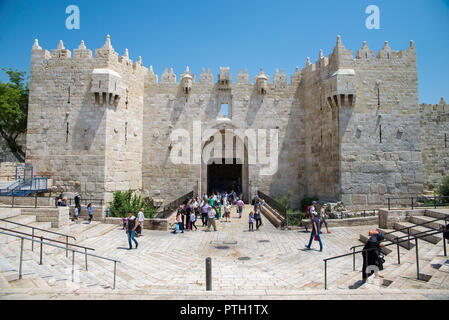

{"left": 424, "top": 209, "right": 449, "bottom": 220}
{"left": 0, "top": 215, "right": 36, "bottom": 229}
{"left": 0, "top": 208, "right": 21, "bottom": 220}
{"left": 376, "top": 228, "right": 415, "bottom": 250}
{"left": 394, "top": 222, "right": 443, "bottom": 244}
{"left": 359, "top": 233, "right": 393, "bottom": 254}
{"left": 410, "top": 215, "right": 447, "bottom": 232}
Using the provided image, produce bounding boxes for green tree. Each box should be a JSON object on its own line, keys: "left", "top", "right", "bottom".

{"left": 0, "top": 68, "right": 29, "bottom": 162}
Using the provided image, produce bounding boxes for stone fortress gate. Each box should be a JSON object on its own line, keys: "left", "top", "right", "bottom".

{"left": 25, "top": 35, "right": 449, "bottom": 209}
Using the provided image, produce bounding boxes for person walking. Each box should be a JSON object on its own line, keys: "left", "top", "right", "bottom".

{"left": 254, "top": 207, "right": 263, "bottom": 231}
{"left": 190, "top": 210, "right": 198, "bottom": 231}
{"left": 172, "top": 211, "right": 183, "bottom": 234}
{"left": 200, "top": 202, "right": 209, "bottom": 227}
{"left": 126, "top": 212, "right": 139, "bottom": 250}
{"left": 305, "top": 211, "right": 323, "bottom": 252}
{"left": 237, "top": 198, "right": 244, "bottom": 218}
{"left": 320, "top": 206, "right": 331, "bottom": 234}
{"left": 74, "top": 206, "right": 80, "bottom": 224}
{"left": 121, "top": 216, "right": 127, "bottom": 230}
{"left": 248, "top": 211, "right": 255, "bottom": 232}
{"left": 87, "top": 203, "right": 93, "bottom": 224}
{"left": 137, "top": 208, "right": 145, "bottom": 236}
{"left": 224, "top": 202, "right": 231, "bottom": 222}
{"left": 74, "top": 194, "right": 81, "bottom": 217}
{"left": 207, "top": 206, "right": 217, "bottom": 231}
{"left": 362, "top": 233, "right": 385, "bottom": 283}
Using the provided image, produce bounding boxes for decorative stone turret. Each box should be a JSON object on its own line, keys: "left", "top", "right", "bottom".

{"left": 181, "top": 66, "right": 193, "bottom": 96}
{"left": 255, "top": 68, "right": 269, "bottom": 95}
{"left": 236, "top": 69, "right": 250, "bottom": 84}
{"left": 73, "top": 40, "right": 92, "bottom": 59}
{"left": 218, "top": 67, "right": 231, "bottom": 90}
{"left": 200, "top": 68, "right": 213, "bottom": 84}
{"left": 273, "top": 69, "right": 287, "bottom": 89}
{"left": 51, "top": 40, "right": 71, "bottom": 58}
{"left": 356, "top": 41, "right": 374, "bottom": 60}
{"left": 326, "top": 35, "right": 356, "bottom": 108}
{"left": 90, "top": 68, "right": 123, "bottom": 107}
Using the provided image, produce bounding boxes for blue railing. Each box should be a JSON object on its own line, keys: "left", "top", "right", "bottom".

{"left": 0, "top": 165, "right": 48, "bottom": 196}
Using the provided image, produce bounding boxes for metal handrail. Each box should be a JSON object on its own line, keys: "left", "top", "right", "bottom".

{"left": 0, "top": 230, "right": 120, "bottom": 289}
{"left": 257, "top": 191, "right": 287, "bottom": 227}
{"left": 0, "top": 217, "right": 76, "bottom": 257}
{"left": 387, "top": 196, "right": 449, "bottom": 210}
{"left": 156, "top": 191, "right": 194, "bottom": 219}
{"left": 350, "top": 215, "right": 449, "bottom": 250}
{"left": 0, "top": 217, "right": 76, "bottom": 240}
{"left": 0, "top": 227, "right": 94, "bottom": 252}
{"left": 323, "top": 227, "right": 447, "bottom": 290}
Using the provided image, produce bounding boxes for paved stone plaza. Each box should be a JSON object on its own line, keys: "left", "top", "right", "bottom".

{"left": 2, "top": 205, "right": 449, "bottom": 300}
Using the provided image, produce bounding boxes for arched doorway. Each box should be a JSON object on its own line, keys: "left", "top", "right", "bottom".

{"left": 200, "top": 128, "right": 249, "bottom": 202}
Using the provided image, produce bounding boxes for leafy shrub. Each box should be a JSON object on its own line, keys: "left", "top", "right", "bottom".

{"left": 276, "top": 190, "right": 292, "bottom": 210}
{"left": 109, "top": 190, "right": 157, "bottom": 218}
{"left": 300, "top": 196, "right": 319, "bottom": 213}
{"left": 438, "top": 176, "right": 449, "bottom": 197}
{"left": 286, "top": 210, "right": 308, "bottom": 226}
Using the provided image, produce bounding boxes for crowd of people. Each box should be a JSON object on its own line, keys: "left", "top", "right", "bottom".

{"left": 172, "top": 190, "right": 248, "bottom": 233}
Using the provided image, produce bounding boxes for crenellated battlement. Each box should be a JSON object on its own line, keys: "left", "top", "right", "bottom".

{"left": 420, "top": 97, "right": 448, "bottom": 114}
{"left": 31, "top": 34, "right": 417, "bottom": 89}
{"left": 31, "top": 35, "right": 147, "bottom": 73}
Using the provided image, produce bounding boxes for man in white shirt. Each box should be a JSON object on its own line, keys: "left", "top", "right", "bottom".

{"left": 137, "top": 208, "right": 145, "bottom": 236}
{"left": 207, "top": 206, "right": 217, "bottom": 231}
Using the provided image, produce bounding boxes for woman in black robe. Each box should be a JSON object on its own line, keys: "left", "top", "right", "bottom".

{"left": 362, "top": 233, "right": 385, "bottom": 282}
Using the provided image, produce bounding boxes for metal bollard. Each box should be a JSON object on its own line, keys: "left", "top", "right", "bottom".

{"left": 206, "top": 257, "right": 212, "bottom": 291}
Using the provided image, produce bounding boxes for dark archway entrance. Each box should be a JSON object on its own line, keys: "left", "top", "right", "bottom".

{"left": 207, "top": 158, "right": 242, "bottom": 195}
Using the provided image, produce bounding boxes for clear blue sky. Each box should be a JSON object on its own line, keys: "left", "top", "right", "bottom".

{"left": 0, "top": 0, "right": 448, "bottom": 104}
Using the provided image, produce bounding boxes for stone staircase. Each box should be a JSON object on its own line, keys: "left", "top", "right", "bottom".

{"left": 348, "top": 208, "right": 449, "bottom": 290}
{"left": 0, "top": 215, "right": 120, "bottom": 290}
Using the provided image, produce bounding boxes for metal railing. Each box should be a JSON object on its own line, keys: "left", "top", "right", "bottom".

{"left": 323, "top": 227, "right": 447, "bottom": 290}
{"left": 387, "top": 196, "right": 449, "bottom": 210}
{"left": 156, "top": 191, "right": 194, "bottom": 219}
{"left": 257, "top": 191, "right": 287, "bottom": 227}
{"left": 0, "top": 227, "right": 94, "bottom": 267}
{"left": 350, "top": 215, "right": 449, "bottom": 253}
{"left": 0, "top": 230, "right": 120, "bottom": 289}
{"left": 0, "top": 217, "right": 76, "bottom": 257}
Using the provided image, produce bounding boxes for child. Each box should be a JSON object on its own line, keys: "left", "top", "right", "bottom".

{"left": 249, "top": 211, "right": 254, "bottom": 232}
{"left": 122, "top": 216, "right": 127, "bottom": 230}
{"left": 74, "top": 206, "right": 79, "bottom": 224}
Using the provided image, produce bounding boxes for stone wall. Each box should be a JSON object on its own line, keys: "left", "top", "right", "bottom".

{"left": 25, "top": 35, "right": 431, "bottom": 211}
{"left": 419, "top": 98, "right": 449, "bottom": 190}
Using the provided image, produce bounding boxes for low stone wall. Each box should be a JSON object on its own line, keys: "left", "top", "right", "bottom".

{"left": 20, "top": 207, "right": 69, "bottom": 228}
{"left": 0, "top": 196, "right": 55, "bottom": 207}
{"left": 103, "top": 217, "right": 169, "bottom": 231}
{"left": 70, "top": 206, "right": 104, "bottom": 221}
{"left": 293, "top": 216, "right": 378, "bottom": 230}
{"left": 378, "top": 209, "right": 426, "bottom": 229}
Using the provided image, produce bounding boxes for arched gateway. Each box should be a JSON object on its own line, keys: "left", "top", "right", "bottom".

{"left": 200, "top": 125, "right": 250, "bottom": 203}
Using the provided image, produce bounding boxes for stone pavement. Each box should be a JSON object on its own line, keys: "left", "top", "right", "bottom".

{"left": 60, "top": 205, "right": 374, "bottom": 291}
{"left": 2, "top": 205, "right": 449, "bottom": 299}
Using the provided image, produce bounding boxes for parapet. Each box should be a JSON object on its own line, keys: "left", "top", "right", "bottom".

{"left": 419, "top": 97, "right": 448, "bottom": 114}
{"left": 30, "top": 35, "right": 147, "bottom": 73}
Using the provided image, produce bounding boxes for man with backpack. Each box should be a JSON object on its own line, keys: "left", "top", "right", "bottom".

{"left": 126, "top": 212, "right": 139, "bottom": 250}
{"left": 303, "top": 201, "right": 317, "bottom": 232}
{"left": 305, "top": 211, "right": 323, "bottom": 252}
